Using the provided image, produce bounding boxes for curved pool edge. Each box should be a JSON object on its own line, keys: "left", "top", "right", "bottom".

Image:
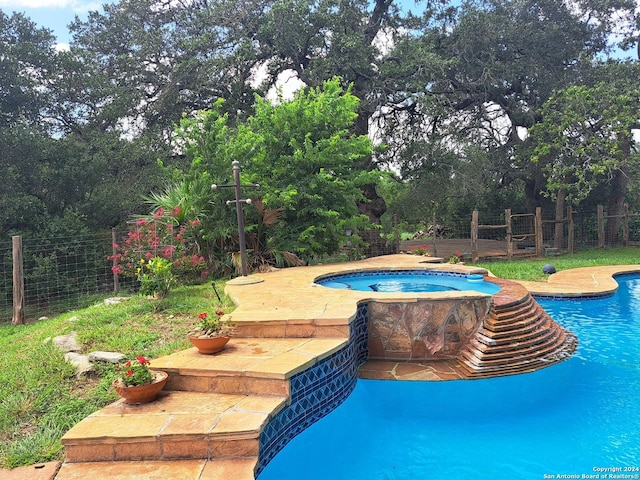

{"left": 220, "top": 255, "right": 591, "bottom": 478}
{"left": 240, "top": 255, "right": 640, "bottom": 478}
{"left": 515, "top": 264, "right": 640, "bottom": 297}
{"left": 244, "top": 257, "right": 579, "bottom": 477}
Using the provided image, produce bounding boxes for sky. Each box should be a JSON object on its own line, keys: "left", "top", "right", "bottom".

{"left": 0, "top": 0, "right": 112, "bottom": 47}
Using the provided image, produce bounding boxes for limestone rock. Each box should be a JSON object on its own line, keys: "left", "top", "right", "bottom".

{"left": 104, "top": 297, "right": 130, "bottom": 305}
{"left": 53, "top": 331, "right": 81, "bottom": 352}
{"left": 89, "top": 351, "right": 125, "bottom": 364}
{"left": 64, "top": 352, "right": 94, "bottom": 377}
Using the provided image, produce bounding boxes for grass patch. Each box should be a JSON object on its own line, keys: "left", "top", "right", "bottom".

{"left": 0, "top": 280, "right": 233, "bottom": 469}
{"left": 477, "top": 246, "right": 640, "bottom": 281}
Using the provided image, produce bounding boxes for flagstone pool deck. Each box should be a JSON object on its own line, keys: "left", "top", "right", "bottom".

{"left": 3, "top": 256, "right": 639, "bottom": 480}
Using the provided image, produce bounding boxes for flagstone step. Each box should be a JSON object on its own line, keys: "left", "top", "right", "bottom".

{"left": 61, "top": 391, "right": 287, "bottom": 464}
{"left": 468, "top": 326, "right": 561, "bottom": 356}
{"left": 460, "top": 344, "right": 577, "bottom": 378}
{"left": 150, "top": 337, "right": 347, "bottom": 396}
{"left": 461, "top": 329, "right": 567, "bottom": 366}
{"left": 482, "top": 311, "right": 546, "bottom": 334}
{"left": 59, "top": 336, "right": 348, "bottom": 477}
{"left": 458, "top": 290, "right": 577, "bottom": 378}
{"left": 462, "top": 337, "right": 573, "bottom": 368}
{"left": 487, "top": 303, "right": 540, "bottom": 325}
{"left": 491, "top": 297, "right": 536, "bottom": 320}
{"left": 475, "top": 315, "right": 548, "bottom": 342}
{"left": 55, "top": 458, "right": 256, "bottom": 480}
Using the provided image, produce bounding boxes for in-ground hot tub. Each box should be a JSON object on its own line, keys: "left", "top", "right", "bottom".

{"left": 315, "top": 269, "right": 499, "bottom": 295}
{"left": 316, "top": 269, "right": 500, "bottom": 361}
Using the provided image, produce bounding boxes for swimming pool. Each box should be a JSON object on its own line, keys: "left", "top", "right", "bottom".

{"left": 259, "top": 274, "right": 640, "bottom": 479}
{"left": 316, "top": 270, "right": 500, "bottom": 295}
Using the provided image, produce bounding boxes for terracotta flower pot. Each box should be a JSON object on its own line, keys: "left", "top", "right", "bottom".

{"left": 113, "top": 370, "right": 168, "bottom": 404}
{"left": 188, "top": 335, "right": 230, "bottom": 354}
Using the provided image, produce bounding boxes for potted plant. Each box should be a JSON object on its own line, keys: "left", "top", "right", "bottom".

{"left": 448, "top": 253, "right": 463, "bottom": 264}
{"left": 112, "top": 355, "right": 168, "bottom": 404}
{"left": 409, "top": 244, "right": 431, "bottom": 256}
{"left": 188, "top": 310, "right": 236, "bottom": 354}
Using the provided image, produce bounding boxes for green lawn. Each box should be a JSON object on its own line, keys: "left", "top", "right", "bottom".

{"left": 0, "top": 281, "right": 233, "bottom": 469}
{"left": 1, "top": 247, "right": 639, "bottom": 468}
{"left": 476, "top": 246, "right": 640, "bottom": 281}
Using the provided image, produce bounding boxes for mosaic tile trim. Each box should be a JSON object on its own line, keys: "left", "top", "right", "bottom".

{"left": 533, "top": 292, "right": 615, "bottom": 300}
{"left": 256, "top": 303, "right": 369, "bottom": 476}
{"left": 317, "top": 269, "right": 471, "bottom": 284}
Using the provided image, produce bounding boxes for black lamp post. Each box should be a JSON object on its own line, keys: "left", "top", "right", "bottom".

{"left": 212, "top": 160, "right": 259, "bottom": 276}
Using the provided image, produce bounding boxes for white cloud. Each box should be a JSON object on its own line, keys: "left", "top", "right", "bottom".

{"left": 0, "top": 0, "right": 99, "bottom": 13}
{"left": 265, "top": 70, "right": 305, "bottom": 102}
{"left": 248, "top": 61, "right": 306, "bottom": 103}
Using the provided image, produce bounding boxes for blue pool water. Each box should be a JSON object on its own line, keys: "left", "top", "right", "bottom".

{"left": 316, "top": 270, "right": 500, "bottom": 295}
{"left": 260, "top": 275, "right": 640, "bottom": 480}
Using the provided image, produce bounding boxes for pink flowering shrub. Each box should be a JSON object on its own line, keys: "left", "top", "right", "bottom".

{"left": 109, "top": 207, "right": 207, "bottom": 286}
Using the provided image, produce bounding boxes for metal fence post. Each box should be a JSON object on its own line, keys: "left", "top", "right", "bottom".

{"left": 112, "top": 228, "right": 119, "bottom": 295}
{"left": 597, "top": 205, "right": 605, "bottom": 248}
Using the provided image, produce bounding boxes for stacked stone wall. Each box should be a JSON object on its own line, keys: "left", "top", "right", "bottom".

{"left": 367, "top": 298, "right": 492, "bottom": 360}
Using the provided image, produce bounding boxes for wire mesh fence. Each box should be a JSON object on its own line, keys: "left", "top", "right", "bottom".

{"left": 2, "top": 204, "right": 640, "bottom": 323}
{"left": 1, "top": 232, "right": 117, "bottom": 323}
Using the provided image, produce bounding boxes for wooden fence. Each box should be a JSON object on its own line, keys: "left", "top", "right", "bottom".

{"left": 6, "top": 232, "right": 115, "bottom": 325}
{"left": 470, "top": 204, "right": 639, "bottom": 263}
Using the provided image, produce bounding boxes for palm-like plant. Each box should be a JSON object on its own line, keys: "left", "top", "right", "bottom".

{"left": 235, "top": 198, "right": 304, "bottom": 272}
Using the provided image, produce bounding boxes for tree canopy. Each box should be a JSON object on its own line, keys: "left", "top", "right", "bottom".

{"left": 530, "top": 80, "right": 640, "bottom": 205}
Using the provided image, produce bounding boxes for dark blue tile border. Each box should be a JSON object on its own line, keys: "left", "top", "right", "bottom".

{"left": 533, "top": 292, "right": 615, "bottom": 300}
{"left": 316, "top": 269, "right": 470, "bottom": 284}
{"left": 256, "top": 303, "right": 369, "bottom": 476}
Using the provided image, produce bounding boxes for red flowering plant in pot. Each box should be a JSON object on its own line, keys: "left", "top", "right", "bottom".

{"left": 448, "top": 253, "right": 463, "bottom": 264}
{"left": 113, "top": 355, "right": 168, "bottom": 404}
{"left": 408, "top": 244, "right": 431, "bottom": 256}
{"left": 188, "top": 310, "right": 236, "bottom": 354}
